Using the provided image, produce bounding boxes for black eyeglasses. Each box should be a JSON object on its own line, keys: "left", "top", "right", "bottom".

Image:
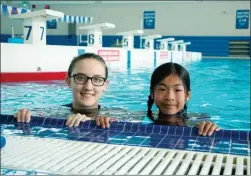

{"left": 71, "top": 74, "right": 106, "bottom": 86}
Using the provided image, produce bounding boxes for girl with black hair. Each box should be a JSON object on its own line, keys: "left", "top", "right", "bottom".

{"left": 147, "top": 62, "right": 220, "bottom": 136}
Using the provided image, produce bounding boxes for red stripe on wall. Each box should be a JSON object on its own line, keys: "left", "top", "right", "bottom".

{"left": 0, "top": 72, "right": 67, "bottom": 83}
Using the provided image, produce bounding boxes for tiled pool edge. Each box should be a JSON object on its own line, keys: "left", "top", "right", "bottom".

{"left": 1, "top": 114, "right": 250, "bottom": 140}
{"left": 1, "top": 114, "right": 250, "bottom": 156}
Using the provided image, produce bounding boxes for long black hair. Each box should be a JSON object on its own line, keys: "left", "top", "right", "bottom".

{"left": 147, "top": 62, "right": 190, "bottom": 121}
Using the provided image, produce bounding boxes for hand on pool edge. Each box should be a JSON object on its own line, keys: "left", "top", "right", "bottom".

{"left": 197, "top": 121, "right": 220, "bottom": 136}
{"left": 66, "top": 113, "right": 92, "bottom": 127}
{"left": 66, "top": 114, "right": 116, "bottom": 128}
{"left": 95, "top": 116, "right": 117, "bottom": 129}
{"left": 14, "top": 109, "right": 31, "bottom": 123}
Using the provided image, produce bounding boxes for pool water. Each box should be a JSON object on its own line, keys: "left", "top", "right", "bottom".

{"left": 1, "top": 59, "right": 250, "bottom": 131}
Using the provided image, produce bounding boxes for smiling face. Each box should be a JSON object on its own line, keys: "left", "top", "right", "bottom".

{"left": 152, "top": 74, "right": 190, "bottom": 115}
{"left": 66, "top": 58, "right": 108, "bottom": 109}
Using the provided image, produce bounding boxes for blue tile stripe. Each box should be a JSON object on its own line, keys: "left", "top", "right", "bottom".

{"left": 0, "top": 114, "right": 250, "bottom": 156}
{"left": 154, "top": 51, "right": 157, "bottom": 68}
{"left": 127, "top": 50, "right": 131, "bottom": 70}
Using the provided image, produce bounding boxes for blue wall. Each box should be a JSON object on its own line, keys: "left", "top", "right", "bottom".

{"left": 1, "top": 34, "right": 250, "bottom": 57}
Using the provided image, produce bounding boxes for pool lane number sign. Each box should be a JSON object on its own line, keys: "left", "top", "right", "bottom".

{"left": 236, "top": 9, "right": 250, "bottom": 29}
{"left": 88, "top": 30, "right": 102, "bottom": 47}
{"left": 24, "top": 18, "right": 46, "bottom": 44}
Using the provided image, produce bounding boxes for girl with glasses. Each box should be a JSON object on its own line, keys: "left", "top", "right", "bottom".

{"left": 14, "top": 53, "right": 111, "bottom": 128}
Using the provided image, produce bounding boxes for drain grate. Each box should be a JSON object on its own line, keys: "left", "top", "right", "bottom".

{"left": 1, "top": 135, "right": 250, "bottom": 175}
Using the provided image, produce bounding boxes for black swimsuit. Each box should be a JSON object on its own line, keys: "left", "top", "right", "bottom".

{"left": 153, "top": 110, "right": 211, "bottom": 127}
{"left": 63, "top": 103, "right": 101, "bottom": 118}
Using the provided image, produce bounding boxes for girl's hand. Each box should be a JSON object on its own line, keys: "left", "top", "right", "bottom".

{"left": 95, "top": 116, "right": 114, "bottom": 129}
{"left": 14, "top": 109, "right": 31, "bottom": 123}
{"left": 66, "top": 113, "right": 92, "bottom": 127}
{"left": 197, "top": 121, "right": 220, "bottom": 136}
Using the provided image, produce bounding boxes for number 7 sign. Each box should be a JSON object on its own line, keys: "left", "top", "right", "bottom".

{"left": 23, "top": 17, "right": 46, "bottom": 44}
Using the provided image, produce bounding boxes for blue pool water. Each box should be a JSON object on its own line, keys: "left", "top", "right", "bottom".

{"left": 1, "top": 59, "right": 250, "bottom": 175}
{"left": 1, "top": 59, "right": 250, "bottom": 131}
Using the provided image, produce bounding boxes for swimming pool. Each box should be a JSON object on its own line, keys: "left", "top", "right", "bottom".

{"left": 1, "top": 58, "right": 250, "bottom": 175}
{"left": 1, "top": 58, "right": 250, "bottom": 131}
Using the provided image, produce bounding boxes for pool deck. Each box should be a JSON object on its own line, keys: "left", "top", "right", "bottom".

{"left": 1, "top": 135, "right": 250, "bottom": 175}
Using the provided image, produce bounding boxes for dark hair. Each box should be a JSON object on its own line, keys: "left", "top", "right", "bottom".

{"left": 147, "top": 62, "right": 190, "bottom": 121}
{"left": 67, "top": 53, "right": 108, "bottom": 78}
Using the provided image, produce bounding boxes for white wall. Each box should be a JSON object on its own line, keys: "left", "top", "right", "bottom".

{"left": 0, "top": 43, "right": 200, "bottom": 73}
{"left": 1, "top": 1, "right": 250, "bottom": 36}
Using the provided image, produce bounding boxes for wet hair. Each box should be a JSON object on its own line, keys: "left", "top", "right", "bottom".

{"left": 67, "top": 53, "right": 108, "bottom": 78}
{"left": 147, "top": 62, "right": 190, "bottom": 121}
